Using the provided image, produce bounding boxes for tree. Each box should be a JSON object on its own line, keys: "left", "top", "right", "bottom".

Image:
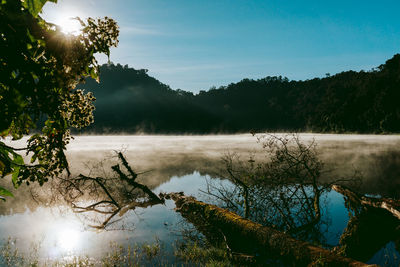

{"left": 55, "top": 152, "right": 164, "bottom": 229}
{"left": 0, "top": 0, "right": 119, "bottom": 199}
{"left": 205, "top": 134, "right": 360, "bottom": 244}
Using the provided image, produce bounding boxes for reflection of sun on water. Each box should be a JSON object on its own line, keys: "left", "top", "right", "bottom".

{"left": 45, "top": 215, "right": 84, "bottom": 257}
{"left": 57, "top": 228, "right": 80, "bottom": 251}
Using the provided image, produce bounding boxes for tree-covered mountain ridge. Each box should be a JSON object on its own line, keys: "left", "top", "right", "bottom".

{"left": 80, "top": 54, "right": 400, "bottom": 134}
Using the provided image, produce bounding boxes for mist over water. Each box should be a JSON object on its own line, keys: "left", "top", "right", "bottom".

{"left": 2, "top": 134, "right": 400, "bottom": 214}
{"left": 63, "top": 133, "right": 400, "bottom": 197}
{"left": 1, "top": 134, "right": 400, "bottom": 264}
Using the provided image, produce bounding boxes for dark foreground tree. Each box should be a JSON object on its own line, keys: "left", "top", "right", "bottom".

{"left": 0, "top": 0, "right": 119, "bottom": 199}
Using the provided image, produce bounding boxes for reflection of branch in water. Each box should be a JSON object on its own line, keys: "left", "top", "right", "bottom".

{"left": 57, "top": 152, "right": 164, "bottom": 229}
{"left": 206, "top": 135, "right": 324, "bottom": 242}
{"left": 204, "top": 134, "right": 359, "bottom": 246}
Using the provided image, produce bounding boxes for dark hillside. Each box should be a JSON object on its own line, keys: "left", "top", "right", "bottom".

{"left": 79, "top": 55, "right": 400, "bottom": 133}
{"left": 81, "top": 64, "right": 222, "bottom": 133}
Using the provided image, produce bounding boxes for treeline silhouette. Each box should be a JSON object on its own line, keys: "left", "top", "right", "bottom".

{"left": 79, "top": 54, "right": 400, "bottom": 134}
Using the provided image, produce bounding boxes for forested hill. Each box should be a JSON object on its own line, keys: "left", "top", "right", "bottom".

{"left": 79, "top": 55, "right": 400, "bottom": 133}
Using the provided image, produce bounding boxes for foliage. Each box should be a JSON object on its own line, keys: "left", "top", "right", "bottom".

{"left": 0, "top": 238, "right": 24, "bottom": 267}
{"left": 79, "top": 55, "right": 400, "bottom": 134}
{"left": 81, "top": 63, "right": 219, "bottom": 133}
{"left": 174, "top": 241, "right": 232, "bottom": 267}
{"left": 0, "top": 237, "right": 235, "bottom": 266}
{"left": 0, "top": 0, "right": 119, "bottom": 199}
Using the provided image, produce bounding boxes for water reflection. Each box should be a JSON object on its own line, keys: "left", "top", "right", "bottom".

{"left": 56, "top": 228, "right": 80, "bottom": 252}
{"left": 200, "top": 134, "right": 353, "bottom": 249}
{"left": 0, "top": 134, "right": 400, "bottom": 265}
{"left": 336, "top": 186, "right": 400, "bottom": 264}
{"left": 0, "top": 172, "right": 210, "bottom": 262}
{"left": 0, "top": 207, "right": 86, "bottom": 259}
{"left": 368, "top": 242, "right": 400, "bottom": 266}
{"left": 2, "top": 134, "right": 400, "bottom": 215}
{"left": 205, "top": 175, "right": 338, "bottom": 247}
{"left": 0, "top": 171, "right": 399, "bottom": 265}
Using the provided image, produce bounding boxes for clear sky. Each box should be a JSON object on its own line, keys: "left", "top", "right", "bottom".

{"left": 42, "top": 0, "right": 400, "bottom": 93}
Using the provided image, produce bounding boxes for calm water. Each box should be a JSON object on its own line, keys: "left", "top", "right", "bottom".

{"left": 1, "top": 134, "right": 400, "bottom": 265}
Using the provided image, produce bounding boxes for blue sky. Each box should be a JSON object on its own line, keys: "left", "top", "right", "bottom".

{"left": 43, "top": 0, "right": 400, "bottom": 92}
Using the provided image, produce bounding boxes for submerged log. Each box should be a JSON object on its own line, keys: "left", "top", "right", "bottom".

{"left": 166, "top": 192, "right": 373, "bottom": 267}
{"left": 332, "top": 184, "right": 400, "bottom": 220}
{"left": 338, "top": 206, "right": 400, "bottom": 262}
{"left": 332, "top": 184, "right": 400, "bottom": 261}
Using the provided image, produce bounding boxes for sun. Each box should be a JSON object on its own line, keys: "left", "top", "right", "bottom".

{"left": 41, "top": 3, "right": 85, "bottom": 35}
{"left": 58, "top": 16, "right": 83, "bottom": 35}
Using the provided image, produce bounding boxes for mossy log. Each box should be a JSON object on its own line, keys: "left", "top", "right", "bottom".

{"left": 332, "top": 184, "right": 400, "bottom": 261}
{"left": 166, "top": 192, "right": 373, "bottom": 267}
{"left": 339, "top": 206, "right": 400, "bottom": 262}
{"left": 332, "top": 184, "right": 400, "bottom": 220}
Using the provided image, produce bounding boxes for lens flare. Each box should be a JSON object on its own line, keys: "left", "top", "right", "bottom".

{"left": 58, "top": 17, "right": 82, "bottom": 35}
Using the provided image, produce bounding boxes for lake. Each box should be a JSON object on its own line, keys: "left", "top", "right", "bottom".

{"left": 1, "top": 134, "right": 400, "bottom": 266}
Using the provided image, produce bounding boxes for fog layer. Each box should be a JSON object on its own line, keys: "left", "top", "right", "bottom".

{"left": 1, "top": 134, "right": 400, "bottom": 214}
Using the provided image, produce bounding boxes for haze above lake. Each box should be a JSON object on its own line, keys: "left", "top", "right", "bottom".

{"left": 1, "top": 134, "right": 400, "bottom": 265}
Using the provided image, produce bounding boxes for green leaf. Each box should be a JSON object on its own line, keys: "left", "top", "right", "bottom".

{"left": 0, "top": 186, "right": 14, "bottom": 199}
{"left": 22, "top": 0, "right": 57, "bottom": 17}
{"left": 11, "top": 151, "right": 24, "bottom": 165}
{"left": 11, "top": 152, "right": 24, "bottom": 188}
{"left": 0, "top": 145, "right": 13, "bottom": 176}
{"left": 30, "top": 154, "right": 37, "bottom": 163}
{"left": 26, "top": 29, "right": 36, "bottom": 43}
{"left": 11, "top": 166, "right": 21, "bottom": 187}
{"left": 89, "top": 67, "right": 98, "bottom": 80}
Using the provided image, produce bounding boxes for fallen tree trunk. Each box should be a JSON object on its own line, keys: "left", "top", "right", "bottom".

{"left": 338, "top": 206, "right": 400, "bottom": 262}
{"left": 332, "top": 184, "right": 400, "bottom": 261}
{"left": 166, "top": 192, "right": 373, "bottom": 267}
{"left": 332, "top": 184, "right": 400, "bottom": 220}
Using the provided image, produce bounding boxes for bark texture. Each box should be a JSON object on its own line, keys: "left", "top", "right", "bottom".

{"left": 166, "top": 192, "right": 374, "bottom": 267}
{"left": 332, "top": 184, "right": 400, "bottom": 219}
